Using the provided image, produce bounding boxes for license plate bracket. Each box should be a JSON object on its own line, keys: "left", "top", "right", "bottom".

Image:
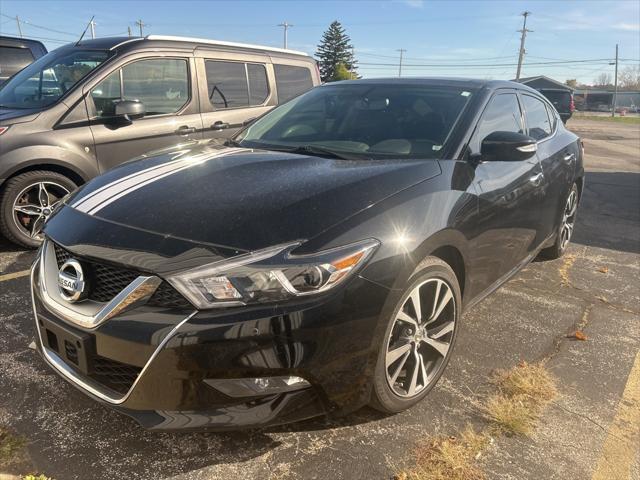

{"left": 39, "top": 316, "right": 95, "bottom": 374}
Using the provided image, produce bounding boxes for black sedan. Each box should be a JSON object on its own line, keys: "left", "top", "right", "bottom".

{"left": 31, "top": 78, "right": 583, "bottom": 430}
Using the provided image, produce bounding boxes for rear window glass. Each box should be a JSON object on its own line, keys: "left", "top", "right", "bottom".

{"left": 0, "top": 46, "right": 35, "bottom": 78}
{"left": 205, "top": 60, "right": 269, "bottom": 109}
{"left": 274, "top": 64, "right": 314, "bottom": 103}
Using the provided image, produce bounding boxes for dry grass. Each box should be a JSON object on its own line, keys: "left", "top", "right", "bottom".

{"left": 484, "top": 361, "right": 558, "bottom": 436}
{"left": 0, "top": 426, "right": 26, "bottom": 468}
{"left": 395, "top": 426, "right": 489, "bottom": 480}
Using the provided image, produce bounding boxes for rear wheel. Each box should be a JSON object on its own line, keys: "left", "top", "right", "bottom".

{"left": 371, "top": 257, "right": 461, "bottom": 413}
{"left": 539, "top": 183, "right": 579, "bottom": 260}
{"left": 0, "top": 170, "right": 76, "bottom": 248}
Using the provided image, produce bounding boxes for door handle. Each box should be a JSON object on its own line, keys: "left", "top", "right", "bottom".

{"left": 211, "top": 121, "right": 230, "bottom": 131}
{"left": 563, "top": 152, "right": 576, "bottom": 163}
{"left": 529, "top": 172, "right": 544, "bottom": 186}
{"left": 175, "top": 126, "right": 196, "bottom": 135}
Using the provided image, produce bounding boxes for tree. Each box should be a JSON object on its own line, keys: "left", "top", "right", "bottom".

{"left": 332, "top": 63, "right": 357, "bottom": 81}
{"left": 316, "top": 21, "right": 357, "bottom": 82}
{"left": 565, "top": 79, "right": 578, "bottom": 88}
{"left": 619, "top": 65, "right": 640, "bottom": 90}
{"left": 594, "top": 72, "right": 613, "bottom": 87}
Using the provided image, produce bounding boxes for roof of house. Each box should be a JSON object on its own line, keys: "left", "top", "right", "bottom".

{"left": 515, "top": 75, "right": 574, "bottom": 91}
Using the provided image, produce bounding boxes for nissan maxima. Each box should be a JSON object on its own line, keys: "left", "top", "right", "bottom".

{"left": 31, "top": 78, "right": 583, "bottom": 430}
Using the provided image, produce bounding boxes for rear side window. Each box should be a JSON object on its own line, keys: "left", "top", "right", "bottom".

{"left": 469, "top": 93, "right": 523, "bottom": 154}
{"left": 205, "top": 60, "right": 269, "bottom": 109}
{"left": 522, "top": 94, "right": 552, "bottom": 141}
{"left": 0, "top": 46, "right": 35, "bottom": 78}
{"left": 90, "top": 58, "right": 189, "bottom": 117}
{"left": 274, "top": 64, "right": 314, "bottom": 103}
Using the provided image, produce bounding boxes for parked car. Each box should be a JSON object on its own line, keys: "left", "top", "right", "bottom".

{"left": 537, "top": 88, "right": 574, "bottom": 124}
{"left": 0, "top": 35, "right": 320, "bottom": 247}
{"left": 0, "top": 36, "right": 47, "bottom": 86}
{"left": 31, "top": 78, "right": 584, "bottom": 430}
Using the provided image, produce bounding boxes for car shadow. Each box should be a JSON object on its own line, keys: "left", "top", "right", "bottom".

{"left": 571, "top": 170, "right": 640, "bottom": 254}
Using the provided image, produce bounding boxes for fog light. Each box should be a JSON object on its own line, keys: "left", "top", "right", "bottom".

{"left": 204, "top": 375, "right": 310, "bottom": 397}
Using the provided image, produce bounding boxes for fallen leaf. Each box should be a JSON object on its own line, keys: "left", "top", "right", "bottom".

{"left": 597, "top": 266, "right": 609, "bottom": 274}
{"left": 568, "top": 330, "right": 588, "bottom": 341}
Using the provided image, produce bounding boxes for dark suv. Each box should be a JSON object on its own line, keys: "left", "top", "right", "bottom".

{"left": 0, "top": 35, "right": 320, "bottom": 247}
{"left": 0, "top": 36, "right": 47, "bottom": 86}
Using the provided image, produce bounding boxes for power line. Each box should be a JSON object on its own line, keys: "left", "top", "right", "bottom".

{"left": 357, "top": 58, "right": 614, "bottom": 68}
{"left": 0, "top": 13, "right": 77, "bottom": 37}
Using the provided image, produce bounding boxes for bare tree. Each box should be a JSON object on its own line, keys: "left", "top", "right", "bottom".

{"left": 594, "top": 72, "right": 613, "bottom": 87}
{"left": 565, "top": 79, "right": 578, "bottom": 88}
{"left": 618, "top": 65, "right": 640, "bottom": 90}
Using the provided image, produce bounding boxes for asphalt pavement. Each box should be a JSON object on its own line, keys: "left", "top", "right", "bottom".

{"left": 0, "top": 117, "right": 638, "bottom": 480}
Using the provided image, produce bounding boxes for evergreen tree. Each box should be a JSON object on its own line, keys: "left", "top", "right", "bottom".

{"left": 316, "top": 21, "right": 357, "bottom": 82}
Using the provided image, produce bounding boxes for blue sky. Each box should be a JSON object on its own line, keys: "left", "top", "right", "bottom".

{"left": 1, "top": 0, "right": 638, "bottom": 83}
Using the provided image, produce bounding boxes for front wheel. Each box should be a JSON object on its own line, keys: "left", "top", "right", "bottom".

{"left": 370, "top": 257, "right": 461, "bottom": 414}
{"left": 0, "top": 170, "right": 76, "bottom": 248}
{"left": 539, "top": 183, "right": 579, "bottom": 260}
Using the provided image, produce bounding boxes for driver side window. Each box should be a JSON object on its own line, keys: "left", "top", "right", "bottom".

{"left": 469, "top": 93, "right": 524, "bottom": 155}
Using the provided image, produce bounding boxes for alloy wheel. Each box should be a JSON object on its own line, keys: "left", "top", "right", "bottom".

{"left": 560, "top": 189, "right": 578, "bottom": 251}
{"left": 12, "top": 181, "right": 70, "bottom": 240}
{"left": 385, "top": 278, "right": 456, "bottom": 398}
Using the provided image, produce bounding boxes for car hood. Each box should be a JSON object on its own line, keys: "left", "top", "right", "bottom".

{"left": 60, "top": 143, "right": 441, "bottom": 251}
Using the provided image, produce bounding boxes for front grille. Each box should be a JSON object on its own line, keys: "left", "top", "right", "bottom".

{"left": 90, "top": 356, "right": 142, "bottom": 395}
{"left": 52, "top": 243, "right": 191, "bottom": 309}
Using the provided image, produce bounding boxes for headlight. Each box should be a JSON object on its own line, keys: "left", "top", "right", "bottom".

{"left": 167, "top": 239, "right": 379, "bottom": 309}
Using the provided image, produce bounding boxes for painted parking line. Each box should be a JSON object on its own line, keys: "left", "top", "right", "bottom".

{"left": 0, "top": 269, "right": 30, "bottom": 282}
{"left": 591, "top": 351, "right": 640, "bottom": 480}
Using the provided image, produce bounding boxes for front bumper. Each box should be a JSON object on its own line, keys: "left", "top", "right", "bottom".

{"left": 31, "top": 254, "right": 391, "bottom": 430}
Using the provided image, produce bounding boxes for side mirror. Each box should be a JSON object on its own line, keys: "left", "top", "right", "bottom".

{"left": 480, "top": 131, "right": 537, "bottom": 161}
{"left": 114, "top": 100, "right": 145, "bottom": 122}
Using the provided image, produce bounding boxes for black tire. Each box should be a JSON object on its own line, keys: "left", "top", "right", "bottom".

{"left": 0, "top": 170, "right": 77, "bottom": 249}
{"left": 539, "top": 183, "right": 579, "bottom": 261}
{"left": 370, "top": 256, "right": 461, "bottom": 414}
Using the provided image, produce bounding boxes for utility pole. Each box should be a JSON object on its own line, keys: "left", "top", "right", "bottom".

{"left": 128, "top": 26, "right": 132, "bottom": 37}
{"left": 136, "top": 19, "right": 146, "bottom": 37}
{"left": 515, "top": 11, "right": 532, "bottom": 81}
{"left": 277, "top": 21, "right": 293, "bottom": 49}
{"left": 89, "top": 19, "right": 96, "bottom": 39}
{"left": 612, "top": 44, "right": 619, "bottom": 118}
{"left": 397, "top": 49, "right": 406, "bottom": 77}
{"left": 15, "top": 16, "right": 23, "bottom": 38}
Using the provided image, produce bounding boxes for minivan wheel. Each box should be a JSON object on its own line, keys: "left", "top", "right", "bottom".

{"left": 0, "top": 171, "right": 76, "bottom": 248}
{"left": 539, "top": 183, "right": 579, "bottom": 260}
{"left": 371, "top": 257, "right": 461, "bottom": 414}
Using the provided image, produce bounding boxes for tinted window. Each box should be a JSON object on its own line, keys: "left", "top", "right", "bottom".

{"left": 0, "top": 49, "right": 110, "bottom": 109}
{"left": 206, "top": 60, "right": 248, "bottom": 109}
{"left": 522, "top": 94, "right": 552, "bottom": 141}
{"left": 274, "top": 65, "right": 313, "bottom": 103}
{"left": 0, "top": 46, "right": 35, "bottom": 78}
{"left": 469, "top": 93, "right": 523, "bottom": 154}
{"left": 91, "top": 58, "right": 189, "bottom": 117}
{"left": 122, "top": 59, "right": 188, "bottom": 115}
{"left": 247, "top": 63, "right": 269, "bottom": 105}
{"left": 236, "top": 84, "right": 474, "bottom": 159}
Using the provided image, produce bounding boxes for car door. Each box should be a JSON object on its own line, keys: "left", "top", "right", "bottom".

{"left": 87, "top": 55, "right": 203, "bottom": 173}
{"left": 519, "top": 93, "right": 576, "bottom": 243}
{"left": 197, "top": 53, "right": 276, "bottom": 141}
{"left": 467, "top": 91, "right": 547, "bottom": 287}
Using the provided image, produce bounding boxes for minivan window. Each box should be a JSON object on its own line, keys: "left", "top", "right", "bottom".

{"left": 0, "top": 48, "right": 110, "bottom": 109}
{"left": 91, "top": 58, "right": 189, "bottom": 117}
{"left": 274, "top": 64, "right": 314, "bottom": 103}
{"left": 0, "top": 46, "right": 35, "bottom": 79}
{"left": 522, "top": 94, "right": 552, "bottom": 141}
{"left": 236, "top": 84, "right": 474, "bottom": 159}
{"left": 469, "top": 93, "right": 524, "bottom": 154}
{"left": 205, "top": 60, "right": 269, "bottom": 109}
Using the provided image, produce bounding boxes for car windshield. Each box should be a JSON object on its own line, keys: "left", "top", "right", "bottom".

{"left": 235, "top": 83, "right": 475, "bottom": 159}
{"left": 0, "top": 48, "right": 111, "bottom": 109}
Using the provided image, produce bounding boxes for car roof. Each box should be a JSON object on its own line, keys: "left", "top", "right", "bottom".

{"left": 327, "top": 77, "right": 539, "bottom": 93}
{"left": 63, "top": 35, "right": 310, "bottom": 58}
{"left": 0, "top": 35, "right": 47, "bottom": 51}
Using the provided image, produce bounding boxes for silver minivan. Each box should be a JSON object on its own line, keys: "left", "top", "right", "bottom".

{"left": 0, "top": 35, "right": 320, "bottom": 247}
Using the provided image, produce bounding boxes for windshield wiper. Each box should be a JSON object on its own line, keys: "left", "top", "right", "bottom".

{"left": 223, "top": 139, "right": 242, "bottom": 147}
{"left": 286, "top": 144, "right": 367, "bottom": 160}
